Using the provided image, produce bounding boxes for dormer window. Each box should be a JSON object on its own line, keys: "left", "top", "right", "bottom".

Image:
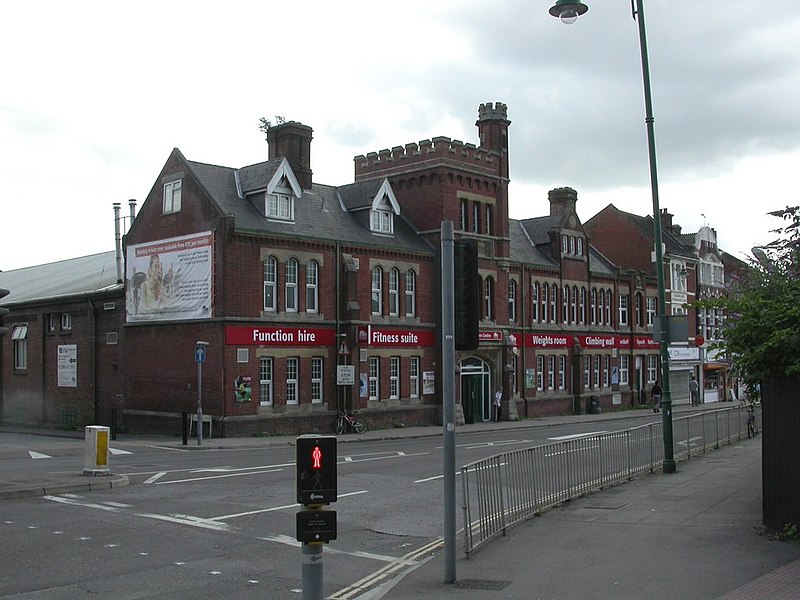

{"left": 371, "top": 206, "right": 393, "bottom": 234}
{"left": 267, "top": 191, "right": 293, "bottom": 221}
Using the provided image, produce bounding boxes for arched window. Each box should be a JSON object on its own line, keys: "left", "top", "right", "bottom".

{"left": 599, "top": 289, "right": 606, "bottom": 325}
{"left": 484, "top": 276, "right": 494, "bottom": 320}
{"left": 509, "top": 279, "right": 517, "bottom": 322}
{"left": 541, "top": 281, "right": 549, "bottom": 322}
{"left": 371, "top": 267, "right": 383, "bottom": 315}
{"left": 550, "top": 284, "right": 558, "bottom": 323}
{"left": 388, "top": 268, "right": 400, "bottom": 316}
{"left": 531, "top": 281, "right": 540, "bottom": 323}
{"left": 580, "top": 287, "right": 587, "bottom": 324}
{"left": 405, "top": 270, "right": 416, "bottom": 317}
{"left": 285, "top": 258, "right": 299, "bottom": 312}
{"left": 263, "top": 256, "right": 277, "bottom": 311}
{"left": 306, "top": 260, "right": 319, "bottom": 313}
{"left": 590, "top": 288, "right": 597, "bottom": 324}
{"left": 562, "top": 285, "right": 569, "bottom": 324}
{"left": 571, "top": 286, "right": 578, "bottom": 324}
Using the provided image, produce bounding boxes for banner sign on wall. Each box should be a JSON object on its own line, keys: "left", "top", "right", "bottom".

{"left": 357, "top": 326, "right": 435, "bottom": 347}
{"left": 126, "top": 231, "right": 214, "bottom": 322}
{"left": 226, "top": 326, "right": 336, "bottom": 346}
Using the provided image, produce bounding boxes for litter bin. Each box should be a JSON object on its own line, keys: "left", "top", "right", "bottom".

{"left": 590, "top": 395, "right": 601, "bottom": 415}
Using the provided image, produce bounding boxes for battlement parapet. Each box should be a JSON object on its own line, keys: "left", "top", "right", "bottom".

{"left": 355, "top": 136, "right": 496, "bottom": 177}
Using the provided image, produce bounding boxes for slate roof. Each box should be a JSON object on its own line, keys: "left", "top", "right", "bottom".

{"left": 609, "top": 206, "right": 692, "bottom": 258}
{"left": 183, "top": 156, "right": 431, "bottom": 254}
{"left": 508, "top": 219, "right": 557, "bottom": 268}
{"left": 0, "top": 251, "right": 121, "bottom": 306}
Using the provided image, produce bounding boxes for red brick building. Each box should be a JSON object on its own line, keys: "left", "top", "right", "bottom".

{"left": 2, "top": 102, "right": 736, "bottom": 435}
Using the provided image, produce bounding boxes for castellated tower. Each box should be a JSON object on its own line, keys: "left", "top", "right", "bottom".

{"left": 353, "top": 102, "right": 511, "bottom": 258}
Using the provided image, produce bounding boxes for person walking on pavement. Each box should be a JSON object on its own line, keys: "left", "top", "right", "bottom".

{"left": 494, "top": 388, "right": 503, "bottom": 422}
{"left": 651, "top": 381, "right": 663, "bottom": 412}
{"left": 689, "top": 375, "right": 700, "bottom": 406}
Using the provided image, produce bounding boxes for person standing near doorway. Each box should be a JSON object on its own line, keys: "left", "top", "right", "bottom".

{"left": 494, "top": 388, "right": 503, "bottom": 422}
{"left": 689, "top": 375, "right": 700, "bottom": 406}
{"left": 651, "top": 381, "right": 662, "bottom": 413}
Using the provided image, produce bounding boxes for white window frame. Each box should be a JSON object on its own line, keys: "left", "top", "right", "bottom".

{"left": 267, "top": 192, "right": 293, "bottom": 221}
{"left": 584, "top": 356, "right": 591, "bottom": 388}
{"left": 263, "top": 256, "right": 277, "bottom": 311}
{"left": 603, "top": 355, "right": 610, "bottom": 388}
{"left": 619, "top": 294, "right": 629, "bottom": 326}
{"left": 285, "top": 258, "right": 298, "bottom": 312}
{"left": 286, "top": 357, "right": 299, "bottom": 404}
{"left": 259, "top": 357, "right": 273, "bottom": 406}
{"left": 647, "top": 355, "right": 658, "bottom": 384}
{"left": 369, "top": 357, "right": 380, "bottom": 400}
{"left": 61, "top": 312, "right": 72, "bottom": 331}
{"left": 12, "top": 325, "right": 28, "bottom": 370}
{"left": 531, "top": 281, "right": 539, "bottom": 323}
{"left": 371, "top": 267, "right": 383, "bottom": 315}
{"left": 305, "top": 260, "right": 319, "bottom": 313}
{"left": 558, "top": 355, "right": 566, "bottom": 390}
{"left": 646, "top": 296, "right": 657, "bottom": 328}
{"left": 405, "top": 270, "right": 416, "bottom": 317}
{"left": 536, "top": 356, "right": 544, "bottom": 391}
{"left": 620, "top": 355, "right": 630, "bottom": 386}
{"left": 409, "top": 357, "right": 420, "bottom": 399}
{"left": 389, "top": 356, "right": 400, "bottom": 399}
{"left": 371, "top": 208, "right": 393, "bottom": 234}
{"left": 508, "top": 279, "right": 517, "bottom": 323}
{"left": 388, "top": 268, "right": 400, "bottom": 316}
{"left": 547, "top": 355, "right": 555, "bottom": 390}
{"left": 163, "top": 180, "right": 182, "bottom": 214}
{"left": 593, "top": 355, "right": 601, "bottom": 388}
{"left": 550, "top": 284, "right": 557, "bottom": 323}
{"left": 311, "top": 357, "right": 323, "bottom": 404}
{"left": 484, "top": 276, "right": 494, "bottom": 320}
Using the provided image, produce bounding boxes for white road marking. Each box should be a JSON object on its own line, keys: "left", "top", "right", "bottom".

{"left": 548, "top": 431, "right": 608, "bottom": 441}
{"left": 102, "top": 501, "right": 132, "bottom": 508}
{"left": 258, "top": 534, "right": 416, "bottom": 565}
{"left": 212, "top": 490, "right": 368, "bottom": 521}
{"left": 143, "top": 472, "right": 166, "bottom": 484}
{"left": 154, "top": 468, "right": 283, "bottom": 485}
{"left": 29, "top": 451, "right": 52, "bottom": 459}
{"left": 109, "top": 448, "right": 132, "bottom": 455}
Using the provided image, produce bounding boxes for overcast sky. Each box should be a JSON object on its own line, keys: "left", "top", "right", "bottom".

{"left": 2, "top": 1, "right": 799, "bottom": 271}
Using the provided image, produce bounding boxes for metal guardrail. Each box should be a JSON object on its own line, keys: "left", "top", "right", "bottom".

{"left": 460, "top": 404, "right": 760, "bottom": 556}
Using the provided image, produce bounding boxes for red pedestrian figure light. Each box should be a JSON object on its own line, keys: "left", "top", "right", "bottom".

{"left": 312, "top": 445, "right": 322, "bottom": 469}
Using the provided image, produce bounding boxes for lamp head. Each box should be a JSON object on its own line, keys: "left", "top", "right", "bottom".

{"left": 549, "top": 0, "right": 589, "bottom": 25}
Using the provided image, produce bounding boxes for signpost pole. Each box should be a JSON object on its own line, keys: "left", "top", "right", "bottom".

{"left": 441, "top": 221, "right": 456, "bottom": 584}
{"left": 195, "top": 341, "right": 209, "bottom": 446}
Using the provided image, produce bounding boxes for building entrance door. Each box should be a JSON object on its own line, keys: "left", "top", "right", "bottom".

{"left": 460, "top": 357, "right": 491, "bottom": 424}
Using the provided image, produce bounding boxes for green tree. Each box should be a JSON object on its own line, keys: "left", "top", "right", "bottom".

{"left": 718, "top": 206, "right": 800, "bottom": 387}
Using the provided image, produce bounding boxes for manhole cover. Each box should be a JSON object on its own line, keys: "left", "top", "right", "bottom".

{"left": 454, "top": 578, "right": 511, "bottom": 591}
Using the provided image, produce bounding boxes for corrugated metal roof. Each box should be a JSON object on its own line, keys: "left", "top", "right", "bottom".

{"left": 0, "top": 251, "right": 122, "bottom": 306}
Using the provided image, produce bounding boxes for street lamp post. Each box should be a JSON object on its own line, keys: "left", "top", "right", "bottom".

{"left": 549, "top": 0, "right": 676, "bottom": 473}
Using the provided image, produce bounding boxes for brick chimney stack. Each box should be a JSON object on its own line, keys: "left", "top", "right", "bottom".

{"left": 548, "top": 187, "right": 578, "bottom": 216}
{"left": 267, "top": 121, "right": 313, "bottom": 190}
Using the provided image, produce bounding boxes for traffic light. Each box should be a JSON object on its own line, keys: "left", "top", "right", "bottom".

{"left": 0, "top": 288, "right": 10, "bottom": 337}
{"left": 296, "top": 435, "right": 337, "bottom": 505}
{"left": 454, "top": 240, "right": 480, "bottom": 350}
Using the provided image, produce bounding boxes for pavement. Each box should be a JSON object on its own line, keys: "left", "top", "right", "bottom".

{"left": 2, "top": 404, "right": 799, "bottom": 599}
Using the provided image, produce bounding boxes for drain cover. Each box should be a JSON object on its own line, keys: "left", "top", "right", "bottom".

{"left": 454, "top": 578, "right": 511, "bottom": 591}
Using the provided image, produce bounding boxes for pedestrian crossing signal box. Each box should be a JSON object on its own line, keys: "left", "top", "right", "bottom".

{"left": 296, "top": 435, "right": 337, "bottom": 505}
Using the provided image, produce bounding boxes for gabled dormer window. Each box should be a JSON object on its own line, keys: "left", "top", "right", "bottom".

{"left": 371, "top": 205, "right": 393, "bottom": 234}
{"left": 267, "top": 190, "right": 293, "bottom": 221}
{"left": 370, "top": 180, "right": 400, "bottom": 235}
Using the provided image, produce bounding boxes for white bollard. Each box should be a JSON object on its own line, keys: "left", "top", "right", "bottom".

{"left": 83, "top": 426, "right": 111, "bottom": 476}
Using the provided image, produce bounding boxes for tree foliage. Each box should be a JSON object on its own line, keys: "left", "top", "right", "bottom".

{"left": 717, "top": 206, "right": 800, "bottom": 386}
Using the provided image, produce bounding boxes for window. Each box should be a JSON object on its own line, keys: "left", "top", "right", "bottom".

{"left": 371, "top": 208, "right": 393, "bottom": 234}
{"left": 61, "top": 312, "right": 72, "bottom": 331}
{"left": 635, "top": 294, "right": 643, "bottom": 327}
{"left": 259, "top": 358, "right": 273, "bottom": 406}
{"left": 540, "top": 282, "right": 547, "bottom": 323}
{"left": 409, "top": 357, "right": 420, "bottom": 399}
{"left": 571, "top": 286, "right": 578, "bottom": 324}
{"left": 591, "top": 288, "right": 597, "bottom": 324}
{"left": 472, "top": 202, "right": 481, "bottom": 233}
{"left": 619, "top": 294, "right": 629, "bottom": 326}
{"left": 647, "top": 355, "right": 658, "bottom": 384}
{"left": 388, "top": 268, "right": 400, "bottom": 316}
{"left": 460, "top": 199, "right": 468, "bottom": 230}
{"left": 547, "top": 356, "right": 555, "bottom": 390}
{"left": 263, "top": 256, "right": 277, "bottom": 311}
{"left": 550, "top": 284, "right": 557, "bottom": 323}
{"left": 48, "top": 314, "right": 57, "bottom": 333}
{"left": 485, "top": 204, "right": 493, "bottom": 235}
{"left": 603, "top": 355, "right": 610, "bottom": 387}
{"left": 106, "top": 332, "right": 119, "bottom": 345}
{"left": 306, "top": 260, "right": 319, "bottom": 313}
{"left": 593, "top": 355, "right": 601, "bottom": 388}
{"left": 580, "top": 287, "right": 586, "bottom": 324}
{"left": 311, "top": 358, "right": 323, "bottom": 404}
{"left": 605, "top": 290, "right": 613, "bottom": 325}
{"left": 369, "top": 357, "right": 380, "bottom": 400}
{"left": 584, "top": 356, "right": 591, "bottom": 388}
{"left": 671, "top": 263, "right": 686, "bottom": 292}
{"left": 562, "top": 286, "right": 569, "bottom": 324}
{"left": 577, "top": 237, "right": 583, "bottom": 256}
{"left": 558, "top": 356, "right": 566, "bottom": 390}
{"left": 531, "top": 281, "right": 539, "bottom": 323}
{"left": 483, "top": 276, "right": 494, "bottom": 320}
{"left": 12, "top": 325, "right": 28, "bottom": 370}
{"left": 389, "top": 357, "right": 400, "bottom": 399}
{"left": 405, "top": 270, "right": 416, "bottom": 317}
{"left": 237, "top": 348, "right": 249, "bottom": 363}
{"left": 562, "top": 235, "right": 569, "bottom": 254}
{"left": 598, "top": 289, "right": 605, "bottom": 325}
{"left": 646, "top": 297, "right": 657, "bottom": 328}
{"left": 569, "top": 236, "right": 576, "bottom": 255}
{"left": 267, "top": 192, "right": 293, "bottom": 221}
{"left": 163, "top": 180, "right": 182, "bottom": 214}
{"left": 285, "top": 258, "right": 298, "bottom": 312}
{"left": 286, "top": 358, "right": 299, "bottom": 404}
{"left": 371, "top": 267, "right": 383, "bottom": 315}
{"left": 536, "top": 356, "right": 544, "bottom": 391}
{"left": 508, "top": 279, "right": 517, "bottom": 322}
{"left": 620, "top": 355, "right": 630, "bottom": 386}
